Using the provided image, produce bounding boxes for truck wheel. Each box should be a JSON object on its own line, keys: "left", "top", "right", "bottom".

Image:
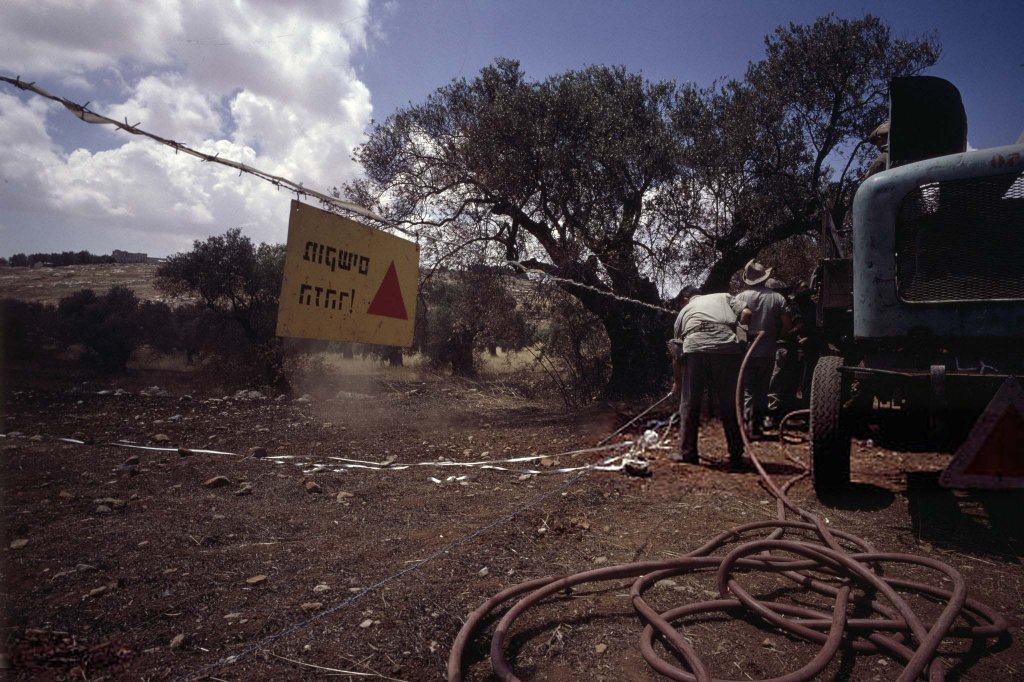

{"left": 810, "top": 355, "right": 851, "bottom": 493}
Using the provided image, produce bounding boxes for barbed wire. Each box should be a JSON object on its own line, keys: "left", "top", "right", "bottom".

{"left": 0, "top": 74, "right": 415, "bottom": 234}
{"left": 508, "top": 260, "right": 678, "bottom": 317}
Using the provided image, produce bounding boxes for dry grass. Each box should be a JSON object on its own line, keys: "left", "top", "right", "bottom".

{"left": 0, "top": 263, "right": 169, "bottom": 305}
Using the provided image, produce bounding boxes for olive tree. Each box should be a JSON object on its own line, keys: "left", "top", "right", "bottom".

{"left": 345, "top": 15, "right": 940, "bottom": 397}
{"left": 664, "top": 14, "right": 939, "bottom": 291}
{"left": 156, "top": 228, "right": 287, "bottom": 387}
{"left": 347, "top": 60, "right": 684, "bottom": 395}
{"left": 415, "top": 268, "right": 533, "bottom": 377}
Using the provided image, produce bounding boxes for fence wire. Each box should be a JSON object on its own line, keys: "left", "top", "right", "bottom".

{"left": 2, "top": 74, "right": 694, "bottom": 314}
{"left": 0, "top": 74, "right": 406, "bottom": 232}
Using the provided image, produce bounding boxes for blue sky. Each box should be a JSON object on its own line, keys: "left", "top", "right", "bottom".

{"left": 1, "top": 0, "right": 1021, "bottom": 258}
{"left": 361, "top": 1, "right": 1023, "bottom": 148}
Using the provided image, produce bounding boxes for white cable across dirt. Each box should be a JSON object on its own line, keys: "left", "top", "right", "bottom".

{"left": 164, "top": 393, "right": 673, "bottom": 681}
{"left": 104, "top": 438, "right": 642, "bottom": 476}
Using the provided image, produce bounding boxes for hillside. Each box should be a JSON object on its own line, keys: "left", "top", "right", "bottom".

{"left": 0, "top": 263, "right": 168, "bottom": 305}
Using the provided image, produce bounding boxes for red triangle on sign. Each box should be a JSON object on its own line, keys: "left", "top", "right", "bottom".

{"left": 367, "top": 261, "right": 408, "bottom": 320}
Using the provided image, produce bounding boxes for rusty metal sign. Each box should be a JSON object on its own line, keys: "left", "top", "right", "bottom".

{"left": 939, "top": 377, "right": 1024, "bottom": 489}
{"left": 276, "top": 201, "right": 418, "bottom": 347}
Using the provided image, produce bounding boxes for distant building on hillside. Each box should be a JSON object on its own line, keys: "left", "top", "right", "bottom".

{"left": 112, "top": 249, "right": 148, "bottom": 263}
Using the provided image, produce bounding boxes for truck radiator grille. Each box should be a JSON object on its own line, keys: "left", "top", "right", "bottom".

{"left": 896, "top": 171, "right": 1024, "bottom": 302}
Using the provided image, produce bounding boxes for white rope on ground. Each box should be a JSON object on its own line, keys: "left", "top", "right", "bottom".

{"left": 0, "top": 75, "right": 400, "bottom": 232}
{"left": 165, "top": 392, "right": 674, "bottom": 681}
{"left": 9, "top": 397, "right": 674, "bottom": 680}
{"left": 111, "top": 442, "right": 242, "bottom": 457}
{"left": 105, "top": 439, "right": 636, "bottom": 476}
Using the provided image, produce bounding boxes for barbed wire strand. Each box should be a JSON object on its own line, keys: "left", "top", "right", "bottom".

{"left": 0, "top": 75, "right": 417, "bottom": 235}
{"left": 0, "top": 74, "right": 706, "bottom": 314}
{"left": 508, "top": 260, "right": 677, "bottom": 316}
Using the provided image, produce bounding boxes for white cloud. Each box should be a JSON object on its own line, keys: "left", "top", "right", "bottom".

{"left": 0, "top": 0, "right": 375, "bottom": 257}
{"left": 0, "top": 93, "right": 61, "bottom": 195}
{"left": 104, "top": 75, "right": 224, "bottom": 142}
{"left": 0, "top": 0, "right": 183, "bottom": 77}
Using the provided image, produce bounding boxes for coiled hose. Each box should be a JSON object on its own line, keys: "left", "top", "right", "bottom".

{"left": 448, "top": 333, "right": 1007, "bottom": 682}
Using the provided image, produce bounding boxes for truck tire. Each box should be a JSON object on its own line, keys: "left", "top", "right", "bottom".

{"left": 810, "top": 355, "right": 851, "bottom": 493}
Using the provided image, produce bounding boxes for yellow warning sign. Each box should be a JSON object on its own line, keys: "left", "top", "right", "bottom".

{"left": 276, "top": 200, "right": 418, "bottom": 347}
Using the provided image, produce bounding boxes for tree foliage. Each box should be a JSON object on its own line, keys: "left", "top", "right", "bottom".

{"left": 57, "top": 286, "right": 144, "bottom": 373}
{"left": 0, "top": 298, "right": 58, "bottom": 365}
{"left": 528, "top": 286, "right": 610, "bottom": 407}
{"left": 345, "top": 14, "right": 939, "bottom": 397}
{"left": 349, "top": 60, "right": 680, "bottom": 394}
{"left": 156, "top": 229, "right": 284, "bottom": 344}
{"left": 415, "top": 269, "right": 533, "bottom": 377}
{"left": 156, "top": 228, "right": 287, "bottom": 386}
{"left": 670, "top": 14, "right": 939, "bottom": 290}
{"left": 5, "top": 251, "right": 115, "bottom": 267}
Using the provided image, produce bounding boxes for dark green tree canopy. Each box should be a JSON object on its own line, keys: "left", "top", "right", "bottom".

{"left": 350, "top": 60, "right": 685, "bottom": 394}
{"left": 669, "top": 14, "right": 939, "bottom": 289}
{"left": 156, "top": 228, "right": 284, "bottom": 344}
{"left": 346, "top": 14, "right": 939, "bottom": 396}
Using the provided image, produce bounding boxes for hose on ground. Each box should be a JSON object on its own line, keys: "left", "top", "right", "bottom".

{"left": 448, "top": 332, "right": 1007, "bottom": 682}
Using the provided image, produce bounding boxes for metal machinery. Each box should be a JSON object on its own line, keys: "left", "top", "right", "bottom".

{"left": 809, "top": 76, "right": 1024, "bottom": 494}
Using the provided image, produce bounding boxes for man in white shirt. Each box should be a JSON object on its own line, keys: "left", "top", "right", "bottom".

{"left": 669, "top": 286, "right": 753, "bottom": 468}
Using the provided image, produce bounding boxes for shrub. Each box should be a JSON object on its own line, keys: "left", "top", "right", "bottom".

{"left": 56, "top": 286, "right": 144, "bottom": 373}
{"left": 415, "top": 270, "right": 534, "bottom": 377}
{"left": 156, "top": 229, "right": 288, "bottom": 388}
{"left": 0, "top": 299, "right": 59, "bottom": 365}
{"left": 526, "top": 285, "right": 610, "bottom": 408}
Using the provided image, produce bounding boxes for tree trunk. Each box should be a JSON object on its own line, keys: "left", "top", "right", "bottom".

{"left": 449, "top": 331, "right": 477, "bottom": 377}
{"left": 600, "top": 307, "right": 674, "bottom": 397}
{"left": 553, "top": 271, "right": 674, "bottom": 399}
{"left": 702, "top": 250, "right": 750, "bottom": 293}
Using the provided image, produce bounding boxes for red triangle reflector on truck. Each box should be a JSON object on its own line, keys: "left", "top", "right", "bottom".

{"left": 940, "top": 378, "right": 1024, "bottom": 489}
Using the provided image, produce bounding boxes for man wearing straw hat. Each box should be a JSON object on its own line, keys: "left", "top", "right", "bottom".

{"left": 735, "top": 260, "right": 791, "bottom": 438}
{"left": 864, "top": 120, "right": 890, "bottom": 178}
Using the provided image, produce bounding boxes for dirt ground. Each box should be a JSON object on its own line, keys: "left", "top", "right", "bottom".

{"left": 2, "top": 358, "right": 1022, "bottom": 682}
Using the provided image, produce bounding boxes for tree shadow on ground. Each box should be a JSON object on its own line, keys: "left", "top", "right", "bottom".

{"left": 904, "top": 471, "right": 1023, "bottom": 562}
{"left": 816, "top": 482, "right": 896, "bottom": 512}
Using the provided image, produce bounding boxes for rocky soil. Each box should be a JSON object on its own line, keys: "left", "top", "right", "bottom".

{"left": 2, "top": 368, "right": 1022, "bottom": 681}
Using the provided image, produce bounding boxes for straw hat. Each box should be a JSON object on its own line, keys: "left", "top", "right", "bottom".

{"left": 869, "top": 120, "right": 890, "bottom": 148}
{"left": 742, "top": 259, "right": 772, "bottom": 286}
